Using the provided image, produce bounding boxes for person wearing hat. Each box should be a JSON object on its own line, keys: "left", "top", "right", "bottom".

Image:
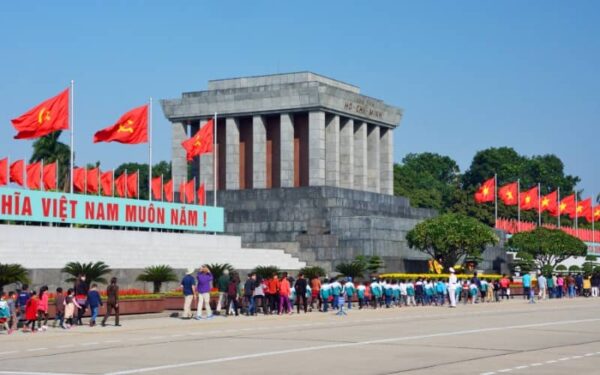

{"left": 180, "top": 267, "right": 197, "bottom": 319}
{"left": 448, "top": 267, "right": 458, "bottom": 308}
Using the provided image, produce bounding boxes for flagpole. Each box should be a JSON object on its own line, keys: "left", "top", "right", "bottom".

{"left": 557, "top": 187, "right": 561, "bottom": 228}
{"left": 148, "top": 98, "right": 153, "bottom": 201}
{"left": 69, "top": 80, "right": 74, "bottom": 194}
{"left": 517, "top": 179, "right": 521, "bottom": 232}
{"left": 593, "top": 193, "right": 596, "bottom": 254}
{"left": 161, "top": 174, "right": 164, "bottom": 201}
{"left": 537, "top": 183, "right": 541, "bottom": 227}
{"left": 213, "top": 112, "right": 217, "bottom": 207}
{"left": 112, "top": 170, "right": 115, "bottom": 197}
{"left": 575, "top": 193, "right": 579, "bottom": 236}
{"left": 125, "top": 170, "right": 128, "bottom": 199}
{"left": 41, "top": 159, "right": 44, "bottom": 192}
{"left": 84, "top": 168, "right": 87, "bottom": 195}
{"left": 494, "top": 173, "right": 498, "bottom": 226}
{"left": 137, "top": 170, "right": 140, "bottom": 200}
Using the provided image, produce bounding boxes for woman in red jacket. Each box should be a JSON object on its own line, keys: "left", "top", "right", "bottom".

{"left": 23, "top": 291, "right": 39, "bottom": 332}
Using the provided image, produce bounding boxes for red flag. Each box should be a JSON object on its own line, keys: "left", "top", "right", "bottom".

{"left": 164, "top": 180, "right": 174, "bottom": 202}
{"left": 93, "top": 105, "right": 148, "bottom": 144}
{"left": 474, "top": 177, "right": 495, "bottom": 203}
{"left": 43, "top": 162, "right": 57, "bottom": 190}
{"left": 519, "top": 186, "right": 539, "bottom": 211}
{"left": 26, "top": 162, "right": 42, "bottom": 190}
{"left": 539, "top": 191, "right": 558, "bottom": 213}
{"left": 182, "top": 119, "right": 214, "bottom": 161}
{"left": 151, "top": 177, "right": 162, "bottom": 200}
{"left": 100, "top": 171, "right": 113, "bottom": 197}
{"left": 85, "top": 168, "right": 99, "bottom": 194}
{"left": 9, "top": 160, "right": 24, "bottom": 186}
{"left": 127, "top": 172, "right": 138, "bottom": 198}
{"left": 0, "top": 158, "right": 7, "bottom": 186}
{"left": 115, "top": 173, "right": 127, "bottom": 198}
{"left": 587, "top": 206, "right": 600, "bottom": 223}
{"left": 571, "top": 198, "right": 592, "bottom": 220}
{"left": 178, "top": 180, "right": 195, "bottom": 204}
{"left": 11, "top": 89, "right": 69, "bottom": 139}
{"left": 197, "top": 183, "right": 205, "bottom": 206}
{"left": 498, "top": 182, "right": 518, "bottom": 206}
{"left": 551, "top": 194, "right": 576, "bottom": 217}
{"left": 72, "top": 168, "right": 86, "bottom": 193}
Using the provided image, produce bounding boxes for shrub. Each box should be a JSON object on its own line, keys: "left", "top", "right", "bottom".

{"left": 299, "top": 266, "right": 326, "bottom": 280}
{"left": 335, "top": 261, "right": 366, "bottom": 280}
{"left": 555, "top": 264, "right": 567, "bottom": 271}
{"left": 253, "top": 265, "right": 281, "bottom": 280}
{"left": 0, "top": 263, "right": 29, "bottom": 294}
{"left": 61, "top": 261, "right": 112, "bottom": 284}
{"left": 568, "top": 265, "right": 581, "bottom": 272}
{"left": 206, "top": 263, "right": 235, "bottom": 287}
{"left": 136, "top": 265, "right": 178, "bottom": 293}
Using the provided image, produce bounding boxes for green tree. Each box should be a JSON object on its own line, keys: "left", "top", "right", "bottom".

{"left": 507, "top": 228, "right": 587, "bottom": 269}
{"left": 114, "top": 161, "right": 173, "bottom": 200}
{"left": 61, "top": 261, "right": 112, "bottom": 284}
{"left": 393, "top": 153, "right": 460, "bottom": 210}
{"left": 355, "top": 255, "right": 386, "bottom": 275}
{"left": 406, "top": 213, "right": 499, "bottom": 271}
{"left": 136, "top": 265, "right": 178, "bottom": 293}
{"left": 30, "top": 131, "right": 71, "bottom": 190}
{"left": 0, "top": 263, "right": 30, "bottom": 294}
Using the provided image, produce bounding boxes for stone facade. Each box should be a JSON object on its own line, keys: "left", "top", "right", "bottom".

{"left": 161, "top": 72, "right": 402, "bottom": 195}
{"left": 205, "top": 187, "right": 437, "bottom": 273}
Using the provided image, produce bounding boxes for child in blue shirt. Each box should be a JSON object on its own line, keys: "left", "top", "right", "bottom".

{"left": 87, "top": 284, "right": 102, "bottom": 327}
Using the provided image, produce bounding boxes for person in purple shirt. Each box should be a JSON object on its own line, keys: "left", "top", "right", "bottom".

{"left": 195, "top": 265, "right": 214, "bottom": 320}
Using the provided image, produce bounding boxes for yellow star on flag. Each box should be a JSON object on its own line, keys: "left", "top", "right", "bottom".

{"left": 541, "top": 197, "right": 549, "bottom": 207}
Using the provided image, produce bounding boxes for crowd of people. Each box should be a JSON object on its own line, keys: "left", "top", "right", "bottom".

{"left": 2, "top": 266, "right": 598, "bottom": 334}
{"left": 178, "top": 266, "right": 600, "bottom": 319}
{"left": 0, "top": 274, "right": 120, "bottom": 334}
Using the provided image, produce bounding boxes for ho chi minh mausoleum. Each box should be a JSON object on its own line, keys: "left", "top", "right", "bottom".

{"left": 161, "top": 72, "right": 440, "bottom": 273}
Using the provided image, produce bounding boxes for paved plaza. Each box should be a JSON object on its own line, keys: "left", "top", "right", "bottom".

{"left": 1, "top": 298, "right": 600, "bottom": 375}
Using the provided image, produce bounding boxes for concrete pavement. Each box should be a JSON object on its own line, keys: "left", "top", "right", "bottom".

{"left": 1, "top": 298, "right": 599, "bottom": 374}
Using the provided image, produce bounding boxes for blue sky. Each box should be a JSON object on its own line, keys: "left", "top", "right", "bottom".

{"left": 1, "top": 1, "right": 598, "bottom": 197}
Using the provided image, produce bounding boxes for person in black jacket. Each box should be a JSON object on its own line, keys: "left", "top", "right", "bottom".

{"left": 294, "top": 273, "right": 308, "bottom": 314}
{"left": 244, "top": 273, "right": 257, "bottom": 316}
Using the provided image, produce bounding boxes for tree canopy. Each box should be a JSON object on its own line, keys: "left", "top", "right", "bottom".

{"left": 30, "top": 131, "right": 71, "bottom": 190}
{"left": 394, "top": 147, "right": 583, "bottom": 227}
{"left": 406, "top": 213, "right": 499, "bottom": 271}
{"left": 507, "top": 228, "right": 588, "bottom": 269}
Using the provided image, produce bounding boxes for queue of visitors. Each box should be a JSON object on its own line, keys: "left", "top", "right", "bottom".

{"left": 2, "top": 266, "right": 598, "bottom": 334}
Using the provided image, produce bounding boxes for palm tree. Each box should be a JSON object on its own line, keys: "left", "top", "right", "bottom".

{"left": 136, "top": 265, "right": 178, "bottom": 293}
{"left": 206, "top": 263, "right": 235, "bottom": 287}
{"left": 61, "top": 261, "right": 112, "bottom": 284}
{"left": 253, "top": 265, "right": 281, "bottom": 280}
{"left": 30, "top": 131, "right": 71, "bottom": 191}
{"left": 0, "top": 263, "right": 29, "bottom": 294}
{"left": 335, "top": 261, "right": 366, "bottom": 280}
{"left": 299, "top": 266, "right": 326, "bottom": 280}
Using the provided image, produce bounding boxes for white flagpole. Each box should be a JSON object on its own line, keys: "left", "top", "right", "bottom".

{"left": 213, "top": 112, "right": 217, "bottom": 207}
{"left": 593, "top": 194, "right": 596, "bottom": 253}
{"left": 557, "top": 187, "right": 561, "bottom": 228}
{"left": 517, "top": 179, "right": 521, "bottom": 232}
{"left": 125, "top": 170, "right": 128, "bottom": 199}
{"left": 112, "top": 170, "right": 115, "bottom": 197}
{"left": 575, "top": 194, "right": 579, "bottom": 236}
{"left": 148, "top": 98, "right": 153, "bottom": 201}
{"left": 69, "top": 80, "right": 74, "bottom": 194}
{"left": 137, "top": 170, "right": 140, "bottom": 199}
{"left": 84, "top": 168, "right": 87, "bottom": 195}
{"left": 161, "top": 174, "right": 164, "bottom": 201}
{"left": 41, "top": 159, "right": 44, "bottom": 191}
{"left": 494, "top": 173, "right": 498, "bottom": 226}
{"left": 56, "top": 161, "right": 59, "bottom": 192}
{"left": 538, "top": 183, "right": 541, "bottom": 227}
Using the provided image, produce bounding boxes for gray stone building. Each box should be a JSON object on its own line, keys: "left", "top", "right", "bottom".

{"left": 161, "top": 72, "right": 438, "bottom": 272}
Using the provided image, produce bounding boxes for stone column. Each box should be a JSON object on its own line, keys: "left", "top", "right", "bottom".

{"left": 353, "top": 121, "right": 367, "bottom": 190}
{"left": 340, "top": 118, "right": 354, "bottom": 189}
{"left": 380, "top": 127, "right": 394, "bottom": 195}
{"left": 308, "top": 111, "right": 326, "bottom": 186}
{"left": 367, "top": 125, "right": 381, "bottom": 193}
{"left": 280, "top": 113, "right": 294, "bottom": 187}
{"left": 171, "top": 121, "right": 188, "bottom": 192}
{"left": 198, "top": 119, "right": 214, "bottom": 191}
{"left": 252, "top": 115, "right": 267, "bottom": 189}
{"left": 325, "top": 114, "right": 340, "bottom": 187}
{"left": 225, "top": 117, "right": 240, "bottom": 190}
